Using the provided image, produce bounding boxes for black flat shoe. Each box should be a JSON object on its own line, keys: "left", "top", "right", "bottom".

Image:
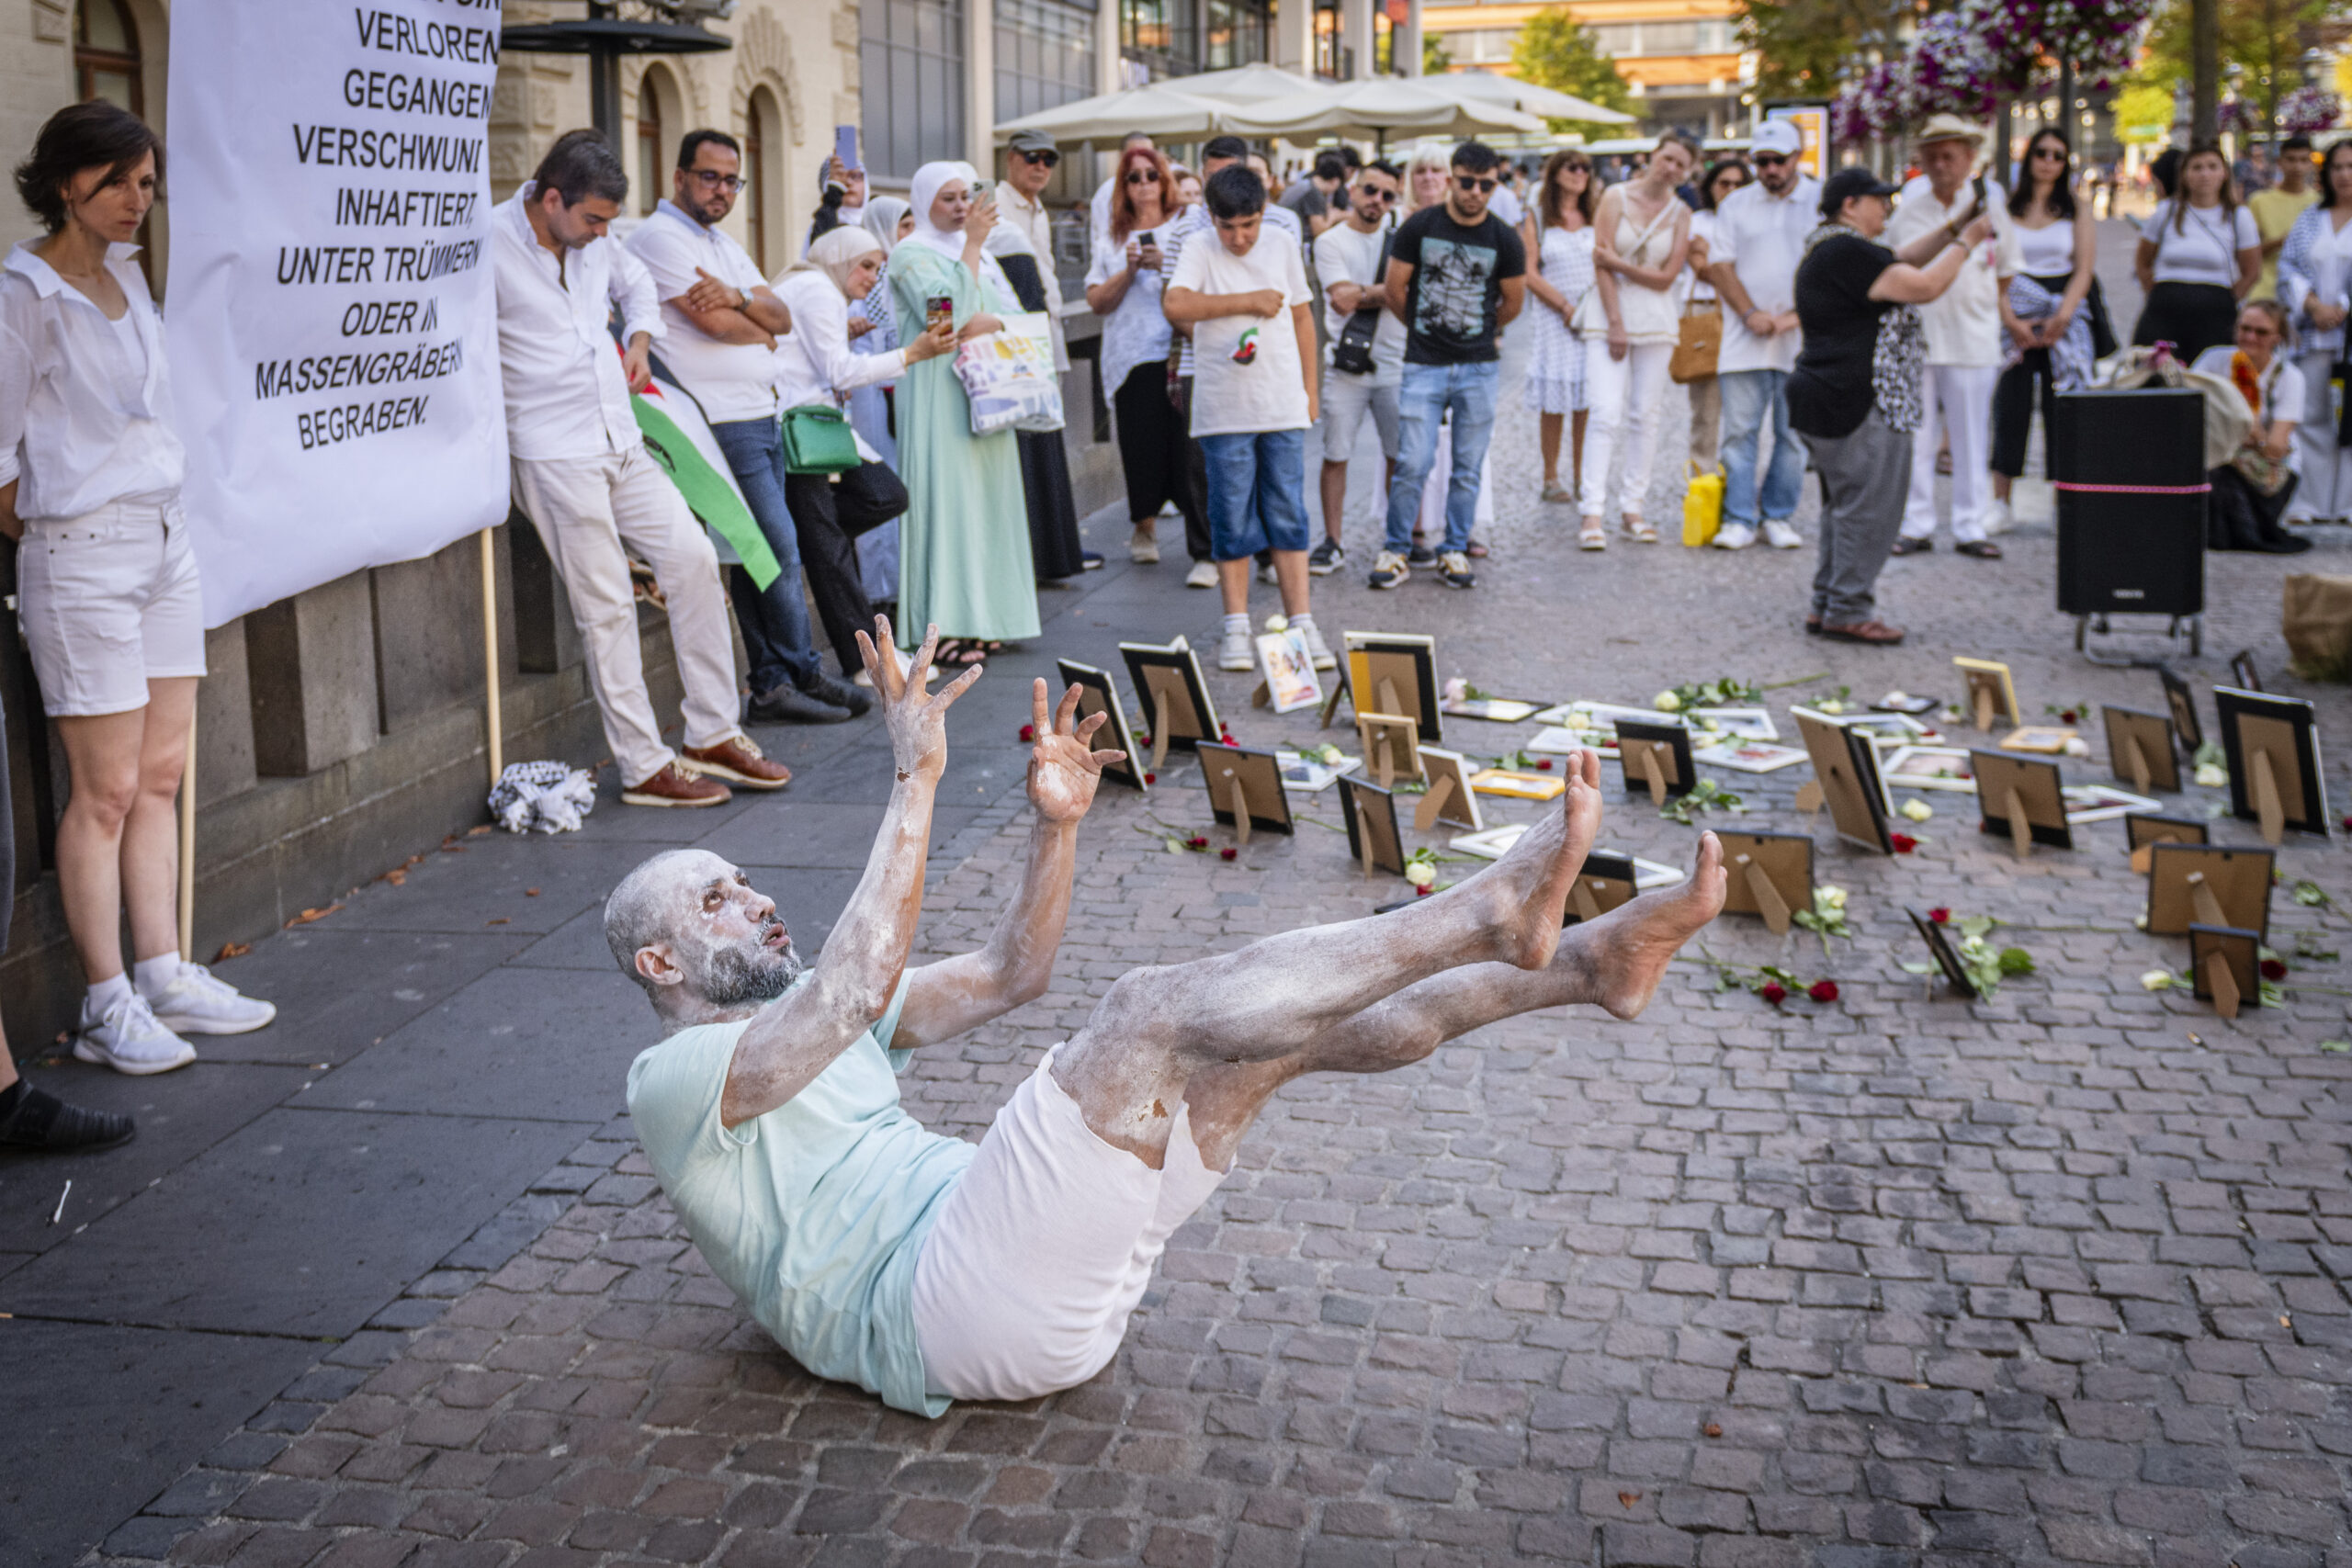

{"left": 1954, "top": 540, "right": 2003, "bottom": 559}
{"left": 1889, "top": 536, "right": 1934, "bottom": 556}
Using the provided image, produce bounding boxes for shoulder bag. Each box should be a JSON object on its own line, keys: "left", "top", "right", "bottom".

{"left": 1330, "top": 231, "right": 1394, "bottom": 377}
{"left": 780, "top": 403, "right": 863, "bottom": 474}
{"left": 1669, "top": 301, "right": 1722, "bottom": 384}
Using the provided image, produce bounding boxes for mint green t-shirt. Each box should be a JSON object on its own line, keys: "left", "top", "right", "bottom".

{"left": 625, "top": 973, "right": 974, "bottom": 1416}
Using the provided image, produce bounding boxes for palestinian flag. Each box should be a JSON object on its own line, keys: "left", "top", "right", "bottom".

{"left": 626, "top": 353, "right": 783, "bottom": 592}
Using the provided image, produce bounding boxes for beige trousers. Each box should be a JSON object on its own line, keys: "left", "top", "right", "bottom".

{"left": 512, "top": 446, "right": 741, "bottom": 787}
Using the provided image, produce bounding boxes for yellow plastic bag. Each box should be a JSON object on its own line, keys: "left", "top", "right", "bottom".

{"left": 1681, "top": 461, "right": 1724, "bottom": 547}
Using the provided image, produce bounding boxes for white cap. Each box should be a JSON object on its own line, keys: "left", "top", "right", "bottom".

{"left": 1751, "top": 120, "right": 1804, "bottom": 158}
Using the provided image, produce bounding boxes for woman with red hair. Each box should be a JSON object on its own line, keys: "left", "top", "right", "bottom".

{"left": 1086, "top": 147, "right": 1204, "bottom": 565}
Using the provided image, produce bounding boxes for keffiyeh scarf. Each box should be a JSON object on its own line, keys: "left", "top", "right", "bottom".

{"left": 1805, "top": 221, "right": 1927, "bottom": 434}
{"left": 2002, "top": 276, "right": 2093, "bottom": 390}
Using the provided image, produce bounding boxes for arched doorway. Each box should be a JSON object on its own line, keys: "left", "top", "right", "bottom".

{"left": 746, "top": 85, "right": 783, "bottom": 273}
{"left": 75, "top": 0, "right": 142, "bottom": 112}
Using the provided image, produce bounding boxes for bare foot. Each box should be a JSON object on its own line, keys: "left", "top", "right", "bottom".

{"left": 1577, "top": 830, "right": 1727, "bottom": 1019}
{"left": 1463, "top": 749, "right": 1602, "bottom": 970}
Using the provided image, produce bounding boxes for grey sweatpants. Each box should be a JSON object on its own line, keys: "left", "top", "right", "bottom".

{"left": 1800, "top": 412, "right": 1913, "bottom": 627}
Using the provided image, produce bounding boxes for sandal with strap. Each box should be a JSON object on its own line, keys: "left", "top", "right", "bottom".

{"left": 1578, "top": 521, "right": 1608, "bottom": 550}
{"left": 933, "top": 638, "right": 989, "bottom": 668}
{"left": 1623, "top": 515, "right": 1659, "bottom": 544}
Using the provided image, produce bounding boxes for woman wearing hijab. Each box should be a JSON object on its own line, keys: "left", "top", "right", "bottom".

{"left": 775, "top": 227, "right": 956, "bottom": 673}
{"left": 844, "top": 197, "right": 912, "bottom": 615}
{"left": 889, "top": 162, "right": 1039, "bottom": 665}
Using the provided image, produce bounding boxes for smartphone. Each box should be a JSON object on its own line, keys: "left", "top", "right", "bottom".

{"left": 833, "top": 124, "right": 860, "bottom": 176}
{"left": 1138, "top": 230, "right": 1156, "bottom": 246}
{"left": 926, "top": 295, "right": 953, "bottom": 333}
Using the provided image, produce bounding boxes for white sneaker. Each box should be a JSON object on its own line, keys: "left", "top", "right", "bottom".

{"left": 1128, "top": 525, "right": 1161, "bottom": 564}
{"left": 1296, "top": 619, "right": 1336, "bottom": 671}
{"left": 1218, "top": 628, "right": 1255, "bottom": 671}
{"left": 75, "top": 992, "right": 198, "bottom": 1076}
{"left": 1185, "top": 559, "right": 1219, "bottom": 589}
{"left": 1982, "top": 499, "right": 2015, "bottom": 536}
{"left": 1256, "top": 560, "right": 1279, "bottom": 586}
{"left": 1762, "top": 520, "right": 1804, "bottom": 550}
{"left": 146, "top": 962, "right": 279, "bottom": 1035}
{"left": 1712, "top": 524, "right": 1757, "bottom": 550}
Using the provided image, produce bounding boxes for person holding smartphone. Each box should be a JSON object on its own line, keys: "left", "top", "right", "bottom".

{"left": 1087, "top": 144, "right": 1204, "bottom": 568}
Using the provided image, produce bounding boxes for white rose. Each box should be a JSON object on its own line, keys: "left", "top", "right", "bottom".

{"left": 1900, "top": 798, "right": 1934, "bottom": 823}
{"left": 2194, "top": 763, "right": 2228, "bottom": 788}
{"left": 2064, "top": 739, "right": 2092, "bottom": 759}
{"left": 1404, "top": 862, "right": 1436, "bottom": 888}
{"left": 2141, "top": 970, "right": 2175, "bottom": 991}
{"left": 1264, "top": 614, "right": 1289, "bottom": 633}
{"left": 1654, "top": 691, "right": 1682, "bottom": 712}
{"left": 1818, "top": 886, "right": 1848, "bottom": 910}
{"left": 1818, "top": 699, "right": 1845, "bottom": 715}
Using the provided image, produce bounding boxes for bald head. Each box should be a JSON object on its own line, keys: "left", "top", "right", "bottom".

{"left": 605, "top": 849, "right": 803, "bottom": 1020}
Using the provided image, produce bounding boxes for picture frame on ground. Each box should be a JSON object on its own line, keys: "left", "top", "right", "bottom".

{"left": 1442, "top": 694, "right": 1544, "bottom": 723}
{"left": 1467, "top": 768, "right": 1566, "bottom": 800}
{"left": 2145, "top": 841, "right": 2272, "bottom": 941}
{"left": 1716, "top": 830, "right": 1813, "bottom": 935}
{"left": 1873, "top": 693, "right": 1941, "bottom": 716}
{"left": 2189, "top": 923, "right": 2262, "bottom": 1020}
{"left": 2158, "top": 666, "right": 2203, "bottom": 754}
{"left": 1953, "top": 657, "right": 2021, "bottom": 731}
{"left": 1615, "top": 720, "right": 1695, "bottom": 807}
{"left": 1344, "top": 632, "right": 1442, "bottom": 742}
{"left": 1412, "top": 746, "right": 1482, "bottom": 832}
{"left": 1355, "top": 712, "right": 1421, "bottom": 788}
{"left": 1277, "top": 750, "right": 1359, "bottom": 792}
{"left": 2061, "top": 784, "right": 2161, "bottom": 825}
{"left": 2124, "top": 812, "right": 2207, "bottom": 874}
{"left": 1999, "top": 726, "right": 2077, "bottom": 754}
{"left": 1837, "top": 712, "right": 1934, "bottom": 750}
{"left": 2101, "top": 706, "right": 2178, "bottom": 795}
{"left": 2213, "top": 688, "right": 2329, "bottom": 842}
{"left": 1254, "top": 626, "right": 1323, "bottom": 715}
{"left": 1792, "top": 710, "right": 1897, "bottom": 855}
{"left": 1694, "top": 739, "right": 1809, "bottom": 773}
{"left": 1057, "top": 660, "right": 1148, "bottom": 791}
{"left": 1971, "top": 750, "right": 2073, "bottom": 858}
{"left": 1336, "top": 773, "right": 1406, "bottom": 876}
{"left": 1883, "top": 745, "right": 1975, "bottom": 792}
{"left": 1565, "top": 852, "right": 1639, "bottom": 924}
{"left": 1119, "top": 637, "right": 1220, "bottom": 770}
{"left": 1689, "top": 707, "right": 1779, "bottom": 741}
{"left": 1194, "top": 742, "right": 1294, "bottom": 843}
{"left": 2229, "top": 649, "right": 2263, "bottom": 693}
{"left": 1906, "top": 908, "right": 1980, "bottom": 998}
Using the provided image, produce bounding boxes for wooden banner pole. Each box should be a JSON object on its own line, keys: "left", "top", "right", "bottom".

{"left": 178, "top": 705, "right": 197, "bottom": 960}
{"left": 481, "top": 527, "right": 503, "bottom": 789}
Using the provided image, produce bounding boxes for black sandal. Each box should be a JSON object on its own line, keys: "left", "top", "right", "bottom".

{"left": 1954, "top": 540, "right": 2003, "bottom": 559}
{"left": 933, "top": 638, "right": 989, "bottom": 667}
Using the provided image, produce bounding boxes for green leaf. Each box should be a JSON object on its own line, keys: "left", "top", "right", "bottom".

{"left": 2293, "top": 880, "right": 2333, "bottom": 908}
{"left": 2322, "top": 1041, "right": 2352, "bottom": 1055}
{"left": 1898, "top": 961, "right": 1936, "bottom": 976}
{"left": 1997, "top": 947, "right": 2036, "bottom": 976}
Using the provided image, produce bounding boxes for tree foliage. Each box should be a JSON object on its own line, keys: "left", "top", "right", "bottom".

{"left": 1423, "top": 30, "right": 1453, "bottom": 74}
{"left": 1740, "top": 0, "right": 1914, "bottom": 99}
{"left": 2134, "top": 0, "right": 2344, "bottom": 96}
{"left": 1512, "top": 6, "right": 1637, "bottom": 132}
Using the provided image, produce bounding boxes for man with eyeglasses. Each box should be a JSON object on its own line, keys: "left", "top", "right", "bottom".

{"left": 1310, "top": 161, "right": 1405, "bottom": 576}
{"left": 1705, "top": 118, "right": 1821, "bottom": 552}
{"left": 628, "top": 129, "right": 868, "bottom": 728}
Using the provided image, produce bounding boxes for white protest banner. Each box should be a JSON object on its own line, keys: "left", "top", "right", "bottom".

{"left": 164, "top": 0, "right": 508, "bottom": 626}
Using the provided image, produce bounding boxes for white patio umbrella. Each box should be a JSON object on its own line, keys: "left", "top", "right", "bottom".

{"left": 1431, "top": 70, "right": 1636, "bottom": 126}
{"left": 1160, "top": 62, "right": 1322, "bottom": 103}
{"left": 993, "top": 82, "right": 1238, "bottom": 148}
{"left": 1227, "top": 78, "right": 1542, "bottom": 148}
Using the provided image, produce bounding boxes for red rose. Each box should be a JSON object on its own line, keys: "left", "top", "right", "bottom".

{"left": 1138, "top": 733, "right": 1152, "bottom": 745}
{"left": 1145, "top": 773, "right": 1157, "bottom": 784}
{"left": 1416, "top": 884, "right": 1432, "bottom": 897}
{"left": 2261, "top": 958, "right": 2288, "bottom": 981}
{"left": 1809, "top": 980, "right": 1839, "bottom": 1003}
{"left": 1890, "top": 833, "right": 1917, "bottom": 852}
{"left": 1221, "top": 733, "right": 1238, "bottom": 746}
{"left": 1536, "top": 759, "right": 1554, "bottom": 771}
{"left": 1219, "top": 847, "right": 1238, "bottom": 861}
{"left": 2059, "top": 709, "right": 2077, "bottom": 724}
{"left": 1759, "top": 983, "right": 1787, "bottom": 1005}
{"left": 1928, "top": 907, "right": 1951, "bottom": 924}
{"left": 1187, "top": 836, "right": 1207, "bottom": 850}
{"left": 1019, "top": 724, "right": 1035, "bottom": 742}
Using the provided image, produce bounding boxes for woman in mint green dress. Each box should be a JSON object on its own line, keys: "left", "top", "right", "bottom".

{"left": 889, "top": 162, "right": 1040, "bottom": 665}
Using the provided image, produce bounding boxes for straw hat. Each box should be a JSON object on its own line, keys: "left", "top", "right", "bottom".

{"left": 1912, "top": 114, "right": 1986, "bottom": 152}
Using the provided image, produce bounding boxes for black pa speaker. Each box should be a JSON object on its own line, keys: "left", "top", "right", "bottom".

{"left": 2049, "top": 387, "right": 2206, "bottom": 618}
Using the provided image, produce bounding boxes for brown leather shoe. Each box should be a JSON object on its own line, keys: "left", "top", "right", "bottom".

{"left": 1820, "top": 619, "right": 1906, "bottom": 645}
{"left": 680, "top": 735, "right": 792, "bottom": 791}
{"left": 622, "top": 760, "right": 733, "bottom": 808}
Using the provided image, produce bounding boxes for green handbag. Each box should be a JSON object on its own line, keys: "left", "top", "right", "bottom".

{"left": 780, "top": 403, "right": 862, "bottom": 474}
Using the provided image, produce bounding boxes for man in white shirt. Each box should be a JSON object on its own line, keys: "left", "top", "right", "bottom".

{"left": 1884, "top": 116, "right": 2023, "bottom": 558}
{"left": 492, "top": 130, "right": 787, "bottom": 808}
{"left": 1705, "top": 118, "right": 1822, "bottom": 551}
{"left": 627, "top": 128, "right": 865, "bottom": 725}
{"left": 1309, "top": 161, "right": 1404, "bottom": 577}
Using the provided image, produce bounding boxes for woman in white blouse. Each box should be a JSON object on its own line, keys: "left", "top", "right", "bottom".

{"left": 2189, "top": 299, "right": 2314, "bottom": 553}
{"left": 0, "top": 103, "right": 274, "bottom": 1076}
{"left": 1086, "top": 146, "right": 1201, "bottom": 565}
{"left": 2277, "top": 142, "right": 2352, "bottom": 522}
{"left": 2132, "top": 142, "right": 2260, "bottom": 365}
{"left": 772, "top": 225, "right": 955, "bottom": 675}
{"left": 1990, "top": 130, "right": 2103, "bottom": 528}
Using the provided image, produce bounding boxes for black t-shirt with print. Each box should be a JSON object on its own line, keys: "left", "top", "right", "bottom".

{"left": 1389, "top": 203, "right": 1526, "bottom": 366}
{"left": 1787, "top": 232, "right": 1898, "bottom": 440}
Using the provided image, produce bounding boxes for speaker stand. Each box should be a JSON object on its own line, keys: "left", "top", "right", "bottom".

{"left": 2074, "top": 612, "right": 2204, "bottom": 669}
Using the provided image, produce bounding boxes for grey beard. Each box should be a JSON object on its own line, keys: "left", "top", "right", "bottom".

{"left": 698, "top": 931, "right": 804, "bottom": 1008}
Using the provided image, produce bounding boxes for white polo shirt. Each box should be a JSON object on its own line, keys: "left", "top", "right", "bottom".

{"left": 491, "top": 186, "right": 664, "bottom": 462}
{"left": 1884, "top": 175, "right": 2026, "bottom": 368}
{"left": 1710, "top": 174, "right": 1821, "bottom": 375}
{"left": 625, "top": 198, "right": 779, "bottom": 424}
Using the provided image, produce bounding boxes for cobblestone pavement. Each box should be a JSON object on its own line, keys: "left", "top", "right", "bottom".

{"left": 87, "top": 244, "right": 2352, "bottom": 1568}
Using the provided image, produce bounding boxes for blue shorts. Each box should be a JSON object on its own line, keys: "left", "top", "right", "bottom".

{"left": 1199, "top": 429, "right": 1310, "bottom": 560}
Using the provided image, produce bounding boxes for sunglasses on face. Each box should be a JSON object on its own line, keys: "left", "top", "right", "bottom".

{"left": 1752, "top": 153, "right": 1790, "bottom": 168}
{"left": 689, "top": 170, "right": 743, "bottom": 192}
{"left": 1455, "top": 175, "right": 1498, "bottom": 193}
{"left": 1125, "top": 169, "right": 1158, "bottom": 185}
{"left": 2031, "top": 146, "right": 2066, "bottom": 160}
{"left": 1019, "top": 150, "right": 1060, "bottom": 167}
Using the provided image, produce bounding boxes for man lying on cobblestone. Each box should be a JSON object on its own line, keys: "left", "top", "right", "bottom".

{"left": 608, "top": 618, "right": 1727, "bottom": 1416}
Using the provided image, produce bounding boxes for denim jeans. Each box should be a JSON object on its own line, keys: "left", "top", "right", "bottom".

{"left": 1718, "top": 369, "right": 1806, "bottom": 530}
{"left": 1199, "top": 429, "right": 1310, "bottom": 559}
{"left": 1385, "top": 361, "right": 1498, "bottom": 553}
{"left": 710, "top": 416, "right": 820, "bottom": 695}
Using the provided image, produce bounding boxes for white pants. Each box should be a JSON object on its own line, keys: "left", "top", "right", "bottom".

{"left": 1901, "top": 363, "right": 2000, "bottom": 543}
{"left": 1578, "top": 340, "right": 1674, "bottom": 521}
{"left": 17, "top": 497, "right": 207, "bottom": 717}
{"left": 511, "top": 446, "right": 741, "bottom": 787}
{"left": 911, "top": 1048, "right": 1227, "bottom": 1403}
{"left": 2288, "top": 349, "right": 2350, "bottom": 521}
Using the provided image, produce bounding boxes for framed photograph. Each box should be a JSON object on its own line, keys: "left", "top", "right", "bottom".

{"left": 1953, "top": 656, "right": 2021, "bottom": 731}
{"left": 1842, "top": 712, "right": 1935, "bottom": 749}
{"left": 1690, "top": 706, "right": 1779, "bottom": 741}
{"left": 1873, "top": 693, "right": 1942, "bottom": 716}
{"left": 1716, "top": 830, "right": 1813, "bottom": 935}
{"left": 1413, "top": 746, "right": 1483, "bottom": 832}
{"left": 1883, "top": 745, "right": 1977, "bottom": 793}
{"left": 1449, "top": 822, "right": 1525, "bottom": 859}
{"left": 1469, "top": 769, "right": 1565, "bottom": 799}
{"left": 1629, "top": 855, "right": 1687, "bottom": 891}
{"left": 2189, "top": 923, "right": 2262, "bottom": 1020}
{"left": 2158, "top": 666, "right": 2203, "bottom": 754}
{"left": 1615, "top": 719, "right": 1695, "bottom": 807}
{"left": 1695, "top": 739, "right": 1810, "bottom": 774}
{"left": 1972, "top": 750, "right": 2073, "bottom": 857}
{"left": 2101, "top": 706, "right": 2179, "bottom": 795}
{"left": 1907, "top": 908, "right": 1979, "bottom": 998}
{"left": 2214, "top": 687, "right": 2329, "bottom": 842}
{"left": 2061, "top": 784, "right": 2161, "bottom": 826}
{"left": 1057, "top": 660, "right": 1148, "bottom": 792}
{"left": 1343, "top": 632, "right": 1442, "bottom": 742}
{"left": 2146, "top": 841, "right": 2273, "bottom": 941}
{"left": 1999, "top": 726, "right": 2079, "bottom": 755}
{"left": 2229, "top": 649, "right": 2263, "bottom": 693}
{"left": 1276, "top": 750, "right": 1359, "bottom": 793}
{"left": 1119, "top": 637, "right": 1220, "bottom": 769}
{"left": 1355, "top": 712, "right": 1421, "bottom": 789}
{"left": 1337, "top": 773, "right": 1406, "bottom": 876}
{"left": 1195, "top": 742, "right": 1294, "bottom": 843}
{"left": 1442, "top": 695, "right": 1544, "bottom": 723}
{"left": 2124, "top": 812, "right": 2206, "bottom": 874}
{"left": 1255, "top": 627, "right": 1323, "bottom": 715}
{"left": 1527, "top": 725, "right": 1595, "bottom": 756}
{"left": 1793, "top": 710, "right": 1896, "bottom": 855}
{"left": 1566, "top": 852, "right": 1639, "bottom": 925}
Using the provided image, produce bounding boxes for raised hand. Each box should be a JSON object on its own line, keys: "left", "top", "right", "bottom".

{"left": 856, "top": 617, "right": 980, "bottom": 786}
{"left": 1026, "top": 680, "right": 1123, "bottom": 825}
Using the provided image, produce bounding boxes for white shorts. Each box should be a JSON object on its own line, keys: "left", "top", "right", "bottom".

{"left": 910, "top": 1048, "right": 1228, "bottom": 1403}
{"left": 1320, "top": 369, "right": 1401, "bottom": 464}
{"left": 17, "top": 497, "right": 207, "bottom": 717}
